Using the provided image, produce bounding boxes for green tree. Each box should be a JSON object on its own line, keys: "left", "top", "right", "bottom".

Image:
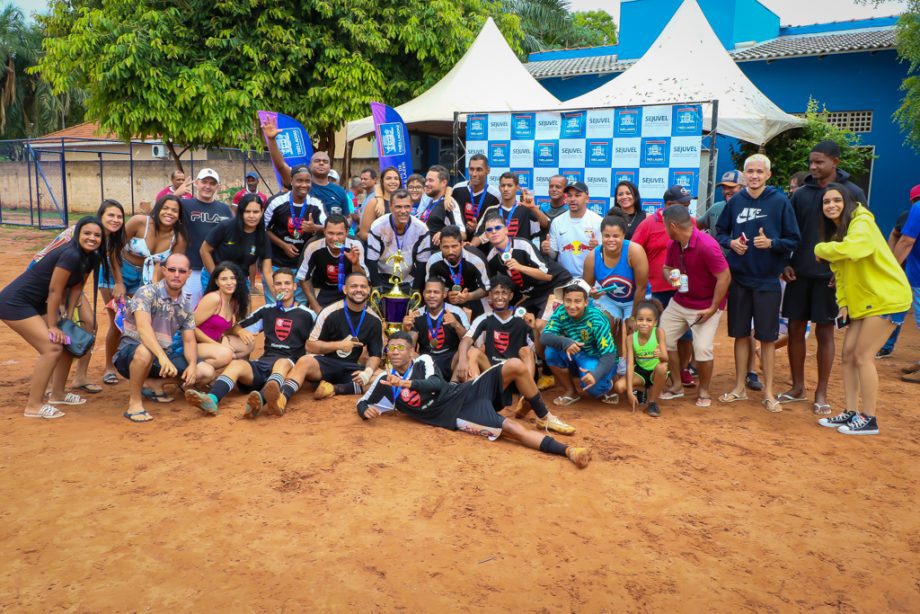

{"left": 732, "top": 98, "right": 876, "bottom": 186}
{"left": 34, "top": 0, "right": 525, "bottom": 169}
{"left": 893, "top": 0, "right": 920, "bottom": 150}
{"left": 571, "top": 10, "right": 618, "bottom": 47}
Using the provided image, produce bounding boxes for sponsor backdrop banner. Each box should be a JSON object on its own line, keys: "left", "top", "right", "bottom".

{"left": 371, "top": 102, "right": 414, "bottom": 187}
{"left": 465, "top": 104, "right": 703, "bottom": 216}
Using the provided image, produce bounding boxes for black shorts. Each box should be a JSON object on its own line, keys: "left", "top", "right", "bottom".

{"left": 633, "top": 364, "right": 656, "bottom": 388}
{"left": 0, "top": 300, "right": 43, "bottom": 321}
{"left": 456, "top": 365, "right": 508, "bottom": 429}
{"left": 782, "top": 277, "right": 837, "bottom": 324}
{"left": 727, "top": 282, "right": 782, "bottom": 341}
{"left": 314, "top": 355, "right": 363, "bottom": 384}
{"left": 239, "top": 357, "right": 294, "bottom": 393}
{"left": 430, "top": 351, "right": 456, "bottom": 380}
{"left": 113, "top": 338, "right": 189, "bottom": 379}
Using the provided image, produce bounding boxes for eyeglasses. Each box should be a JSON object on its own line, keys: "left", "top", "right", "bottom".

{"left": 484, "top": 225, "right": 504, "bottom": 233}
{"left": 387, "top": 344, "right": 409, "bottom": 352}
{"left": 164, "top": 267, "right": 189, "bottom": 274}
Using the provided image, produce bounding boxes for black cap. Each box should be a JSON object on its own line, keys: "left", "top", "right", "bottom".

{"left": 663, "top": 184, "right": 692, "bottom": 204}
{"left": 564, "top": 181, "right": 589, "bottom": 195}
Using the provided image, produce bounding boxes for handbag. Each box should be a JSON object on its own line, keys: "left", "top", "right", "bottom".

{"left": 58, "top": 268, "right": 99, "bottom": 357}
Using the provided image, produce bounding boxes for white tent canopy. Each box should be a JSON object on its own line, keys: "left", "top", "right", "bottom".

{"left": 561, "top": 0, "right": 804, "bottom": 145}
{"left": 345, "top": 18, "right": 560, "bottom": 142}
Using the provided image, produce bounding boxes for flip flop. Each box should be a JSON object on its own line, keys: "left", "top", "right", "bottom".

{"left": 74, "top": 383, "right": 102, "bottom": 394}
{"left": 142, "top": 388, "right": 174, "bottom": 403}
{"left": 552, "top": 395, "right": 581, "bottom": 406}
{"left": 901, "top": 371, "right": 920, "bottom": 384}
{"left": 659, "top": 390, "right": 684, "bottom": 400}
{"left": 696, "top": 396, "right": 712, "bottom": 408}
{"left": 901, "top": 362, "right": 920, "bottom": 375}
{"left": 718, "top": 391, "right": 748, "bottom": 403}
{"left": 48, "top": 392, "right": 87, "bottom": 406}
{"left": 23, "top": 404, "right": 65, "bottom": 419}
{"left": 102, "top": 372, "right": 119, "bottom": 385}
{"left": 123, "top": 409, "right": 153, "bottom": 423}
{"left": 762, "top": 398, "right": 783, "bottom": 413}
{"left": 813, "top": 403, "right": 833, "bottom": 415}
{"left": 776, "top": 392, "right": 807, "bottom": 403}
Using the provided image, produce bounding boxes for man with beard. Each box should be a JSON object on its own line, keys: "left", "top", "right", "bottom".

{"left": 417, "top": 165, "right": 464, "bottom": 242}
{"left": 297, "top": 214, "right": 368, "bottom": 312}
{"left": 423, "top": 225, "right": 490, "bottom": 318}
{"left": 453, "top": 154, "right": 501, "bottom": 237}
{"left": 402, "top": 277, "right": 469, "bottom": 380}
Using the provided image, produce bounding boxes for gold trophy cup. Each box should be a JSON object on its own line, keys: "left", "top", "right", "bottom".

{"left": 369, "top": 251, "right": 422, "bottom": 336}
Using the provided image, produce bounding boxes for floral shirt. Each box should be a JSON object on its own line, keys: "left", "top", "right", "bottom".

{"left": 123, "top": 280, "right": 195, "bottom": 349}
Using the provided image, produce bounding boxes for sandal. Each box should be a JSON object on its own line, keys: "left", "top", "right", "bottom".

{"left": 123, "top": 409, "right": 153, "bottom": 423}
{"left": 696, "top": 396, "right": 712, "bottom": 408}
{"left": 762, "top": 398, "right": 783, "bottom": 413}
{"left": 776, "top": 392, "right": 806, "bottom": 404}
{"left": 48, "top": 392, "right": 87, "bottom": 406}
{"left": 718, "top": 391, "right": 748, "bottom": 403}
{"left": 812, "top": 403, "right": 833, "bottom": 416}
{"left": 24, "top": 404, "right": 65, "bottom": 419}
{"left": 902, "top": 362, "right": 920, "bottom": 375}
{"left": 74, "top": 383, "right": 102, "bottom": 394}
{"left": 102, "top": 372, "right": 119, "bottom": 385}
{"left": 659, "top": 390, "right": 684, "bottom": 400}
{"left": 142, "top": 388, "right": 174, "bottom": 403}
{"left": 552, "top": 395, "right": 581, "bottom": 407}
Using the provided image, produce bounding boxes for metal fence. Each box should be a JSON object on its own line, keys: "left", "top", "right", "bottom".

{"left": 0, "top": 137, "right": 279, "bottom": 229}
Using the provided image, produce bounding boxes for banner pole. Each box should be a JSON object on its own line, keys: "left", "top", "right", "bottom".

{"left": 452, "top": 112, "right": 460, "bottom": 184}
{"left": 706, "top": 99, "right": 719, "bottom": 212}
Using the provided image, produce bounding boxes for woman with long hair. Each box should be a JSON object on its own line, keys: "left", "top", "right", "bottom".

{"left": 0, "top": 217, "right": 105, "bottom": 418}
{"left": 31, "top": 199, "right": 127, "bottom": 390}
{"left": 608, "top": 181, "right": 646, "bottom": 239}
{"left": 814, "top": 183, "right": 912, "bottom": 435}
{"left": 122, "top": 194, "right": 188, "bottom": 294}
{"left": 194, "top": 261, "right": 255, "bottom": 369}
{"left": 358, "top": 166, "right": 403, "bottom": 241}
{"left": 200, "top": 193, "right": 274, "bottom": 291}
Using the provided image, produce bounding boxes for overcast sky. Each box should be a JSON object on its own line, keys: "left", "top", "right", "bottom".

{"left": 11, "top": 0, "right": 910, "bottom": 26}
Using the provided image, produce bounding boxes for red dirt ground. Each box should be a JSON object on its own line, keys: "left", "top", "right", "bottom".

{"left": 0, "top": 224, "right": 918, "bottom": 611}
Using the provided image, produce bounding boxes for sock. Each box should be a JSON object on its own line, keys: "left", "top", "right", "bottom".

{"left": 266, "top": 373, "right": 284, "bottom": 389}
{"left": 539, "top": 435, "right": 568, "bottom": 457}
{"left": 281, "top": 379, "right": 299, "bottom": 401}
{"left": 528, "top": 394, "right": 549, "bottom": 419}
{"left": 209, "top": 375, "right": 235, "bottom": 402}
{"left": 333, "top": 382, "right": 360, "bottom": 395}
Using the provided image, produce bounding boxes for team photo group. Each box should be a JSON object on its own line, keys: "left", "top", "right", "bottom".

{"left": 1, "top": 114, "right": 918, "bottom": 467}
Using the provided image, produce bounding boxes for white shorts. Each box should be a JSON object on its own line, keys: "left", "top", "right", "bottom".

{"left": 661, "top": 300, "right": 723, "bottom": 362}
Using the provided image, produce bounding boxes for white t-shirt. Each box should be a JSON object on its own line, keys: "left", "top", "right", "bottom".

{"left": 549, "top": 209, "right": 603, "bottom": 277}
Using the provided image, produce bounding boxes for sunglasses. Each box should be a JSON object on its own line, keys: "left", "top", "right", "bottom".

{"left": 164, "top": 267, "right": 189, "bottom": 274}
{"left": 387, "top": 344, "right": 409, "bottom": 352}
{"left": 484, "top": 225, "right": 504, "bottom": 233}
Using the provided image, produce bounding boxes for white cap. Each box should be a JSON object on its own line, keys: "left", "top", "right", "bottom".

{"left": 553, "top": 277, "right": 593, "bottom": 302}
{"left": 196, "top": 168, "right": 220, "bottom": 182}
{"left": 328, "top": 169, "right": 340, "bottom": 182}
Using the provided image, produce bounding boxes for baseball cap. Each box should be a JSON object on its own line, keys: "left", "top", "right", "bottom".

{"left": 245, "top": 171, "right": 258, "bottom": 180}
{"left": 553, "top": 277, "right": 593, "bottom": 302}
{"left": 910, "top": 184, "right": 920, "bottom": 202}
{"left": 564, "top": 181, "right": 589, "bottom": 195}
{"left": 718, "top": 170, "right": 745, "bottom": 187}
{"left": 663, "top": 185, "right": 692, "bottom": 204}
{"left": 196, "top": 168, "right": 220, "bottom": 182}
{"left": 328, "top": 169, "right": 340, "bottom": 182}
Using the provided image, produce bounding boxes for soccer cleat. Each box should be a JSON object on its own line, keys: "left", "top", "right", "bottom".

{"left": 566, "top": 447, "right": 591, "bottom": 469}
{"left": 262, "top": 379, "right": 286, "bottom": 415}
{"left": 536, "top": 413, "right": 575, "bottom": 435}
{"left": 243, "top": 391, "right": 263, "bottom": 419}
{"left": 185, "top": 389, "right": 218, "bottom": 415}
{"left": 536, "top": 374, "right": 555, "bottom": 390}
{"left": 838, "top": 413, "right": 879, "bottom": 436}
{"left": 314, "top": 380, "right": 335, "bottom": 400}
{"left": 818, "top": 410, "right": 855, "bottom": 428}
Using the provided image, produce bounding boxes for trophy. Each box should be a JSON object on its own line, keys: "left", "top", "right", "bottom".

{"left": 369, "top": 250, "right": 422, "bottom": 336}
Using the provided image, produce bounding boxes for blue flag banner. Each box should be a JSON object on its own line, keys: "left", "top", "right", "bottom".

{"left": 465, "top": 104, "right": 704, "bottom": 216}
{"left": 371, "top": 102, "right": 413, "bottom": 187}
{"left": 258, "top": 110, "right": 314, "bottom": 186}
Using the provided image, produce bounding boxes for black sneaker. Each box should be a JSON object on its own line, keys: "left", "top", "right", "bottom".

{"left": 745, "top": 372, "right": 764, "bottom": 391}
{"left": 875, "top": 348, "right": 893, "bottom": 359}
{"left": 646, "top": 402, "right": 661, "bottom": 418}
{"left": 838, "top": 413, "right": 879, "bottom": 436}
{"left": 818, "top": 410, "right": 855, "bottom": 428}
{"left": 634, "top": 390, "right": 647, "bottom": 405}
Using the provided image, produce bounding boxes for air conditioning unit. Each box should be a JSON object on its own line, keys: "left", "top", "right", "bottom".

{"left": 151, "top": 144, "right": 169, "bottom": 159}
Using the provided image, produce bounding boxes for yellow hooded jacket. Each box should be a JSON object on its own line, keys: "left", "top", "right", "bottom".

{"left": 814, "top": 205, "right": 911, "bottom": 319}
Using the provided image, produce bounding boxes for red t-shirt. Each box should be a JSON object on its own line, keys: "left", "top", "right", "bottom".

{"left": 233, "top": 189, "right": 269, "bottom": 207}
{"left": 155, "top": 186, "right": 192, "bottom": 202}
{"left": 631, "top": 209, "right": 697, "bottom": 293}
{"left": 664, "top": 228, "right": 728, "bottom": 310}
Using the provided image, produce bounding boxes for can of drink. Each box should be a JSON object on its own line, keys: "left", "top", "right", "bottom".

{"left": 678, "top": 274, "right": 689, "bottom": 293}
{"left": 669, "top": 269, "right": 681, "bottom": 287}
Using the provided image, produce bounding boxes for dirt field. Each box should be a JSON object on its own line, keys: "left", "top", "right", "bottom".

{"left": 0, "top": 224, "right": 918, "bottom": 611}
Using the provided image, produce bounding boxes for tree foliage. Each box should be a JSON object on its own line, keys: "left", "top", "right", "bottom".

{"left": 504, "top": 0, "right": 617, "bottom": 53}
{"left": 571, "top": 10, "right": 618, "bottom": 47}
{"left": 34, "top": 0, "right": 525, "bottom": 168}
{"left": 731, "top": 98, "right": 876, "bottom": 185}
{"left": 0, "top": 2, "right": 84, "bottom": 138}
{"left": 894, "top": 0, "right": 920, "bottom": 150}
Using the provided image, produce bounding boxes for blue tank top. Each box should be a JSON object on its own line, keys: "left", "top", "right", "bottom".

{"left": 593, "top": 241, "right": 636, "bottom": 305}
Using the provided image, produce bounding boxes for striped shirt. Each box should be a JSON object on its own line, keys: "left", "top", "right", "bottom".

{"left": 543, "top": 303, "right": 615, "bottom": 357}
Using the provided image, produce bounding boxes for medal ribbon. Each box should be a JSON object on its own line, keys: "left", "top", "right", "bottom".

{"left": 389, "top": 215, "right": 407, "bottom": 253}
{"left": 419, "top": 197, "right": 442, "bottom": 223}
{"left": 346, "top": 305, "right": 366, "bottom": 340}
{"left": 288, "top": 192, "right": 308, "bottom": 238}
{"left": 336, "top": 244, "right": 347, "bottom": 292}
{"left": 426, "top": 309, "right": 444, "bottom": 348}
{"left": 446, "top": 256, "right": 463, "bottom": 286}
{"left": 390, "top": 361, "right": 414, "bottom": 402}
{"left": 469, "top": 185, "right": 488, "bottom": 219}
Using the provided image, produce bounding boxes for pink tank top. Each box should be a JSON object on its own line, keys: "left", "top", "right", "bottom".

{"left": 199, "top": 295, "right": 234, "bottom": 342}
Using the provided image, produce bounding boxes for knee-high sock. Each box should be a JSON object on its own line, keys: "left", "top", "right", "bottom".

{"left": 539, "top": 436, "right": 567, "bottom": 456}
{"left": 528, "top": 394, "right": 549, "bottom": 418}
{"left": 281, "top": 379, "right": 300, "bottom": 401}
{"left": 209, "top": 375, "right": 235, "bottom": 402}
